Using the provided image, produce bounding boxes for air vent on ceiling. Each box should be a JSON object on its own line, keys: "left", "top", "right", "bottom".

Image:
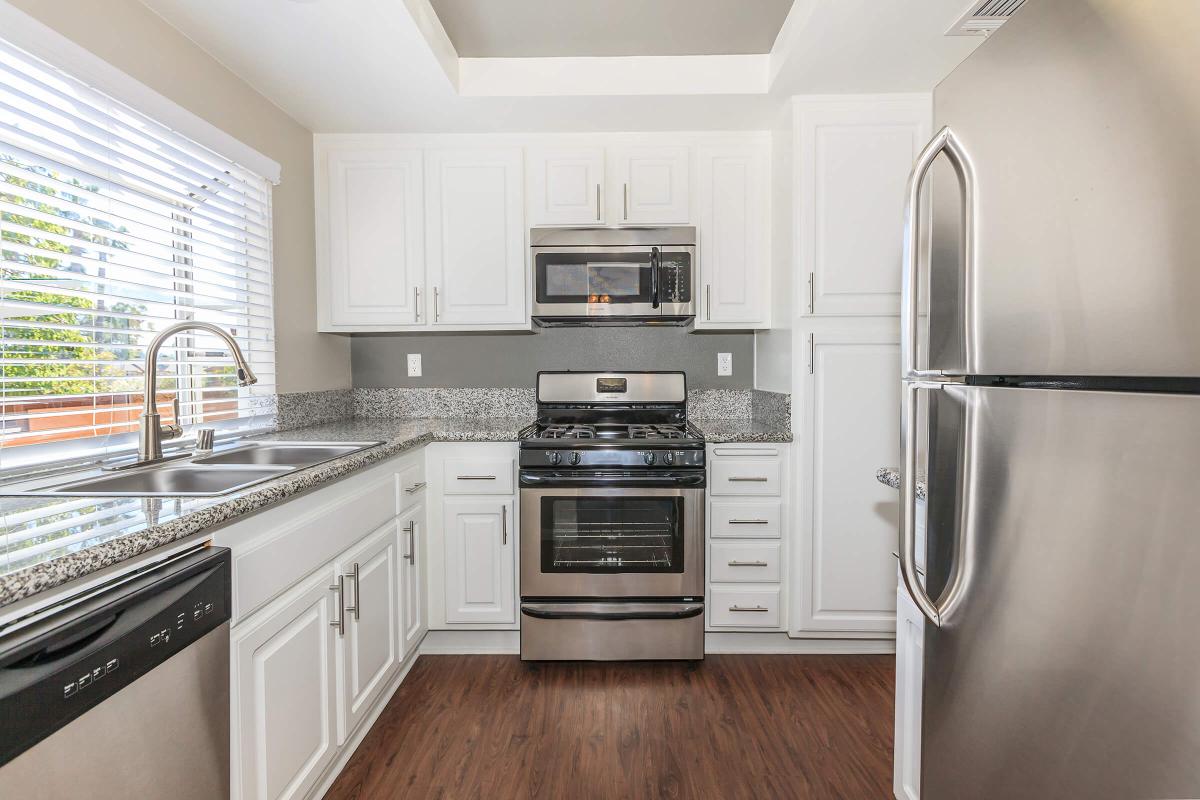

{"left": 947, "top": 0, "right": 1027, "bottom": 37}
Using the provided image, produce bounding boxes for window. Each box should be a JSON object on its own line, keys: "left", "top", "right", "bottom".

{"left": 0, "top": 37, "right": 275, "bottom": 468}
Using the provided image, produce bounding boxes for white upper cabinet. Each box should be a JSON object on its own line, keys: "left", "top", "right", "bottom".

{"left": 323, "top": 147, "right": 424, "bottom": 328}
{"left": 796, "top": 95, "right": 932, "bottom": 316}
{"left": 611, "top": 145, "right": 690, "bottom": 225}
{"left": 695, "top": 142, "right": 770, "bottom": 328}
{"left": 425, "top": 147, "right": 527, "bottom": 326}
{"left": 527, "top": 146, "right": 605, "bottom": 226}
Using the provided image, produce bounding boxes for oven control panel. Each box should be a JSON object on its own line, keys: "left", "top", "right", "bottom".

{"left": 520, "top": 448, "right": 705, "bottom": 469}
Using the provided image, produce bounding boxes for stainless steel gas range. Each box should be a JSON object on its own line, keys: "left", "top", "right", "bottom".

{"left": 518, "top": 371, "right": 705, "bottom": 661}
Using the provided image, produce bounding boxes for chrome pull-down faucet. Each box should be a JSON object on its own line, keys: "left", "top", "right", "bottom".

{"left": 137, "top": 322, "right": 258, "bottom": 464}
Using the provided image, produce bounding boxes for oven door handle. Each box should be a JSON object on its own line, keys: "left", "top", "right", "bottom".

{"left": 518, "top": 471, "right": 706, "bottom": 488}
{"left": 520, "top": 603, "right": 704, "bottom": 621}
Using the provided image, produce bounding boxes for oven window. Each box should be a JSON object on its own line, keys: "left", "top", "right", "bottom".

{"left": 540, "top": 496, "right": 684, "bottom": 573}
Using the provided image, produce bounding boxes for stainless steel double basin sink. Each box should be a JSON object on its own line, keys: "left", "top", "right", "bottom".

{"left": 3, "top": 441, "right": 384, "bottom": 498}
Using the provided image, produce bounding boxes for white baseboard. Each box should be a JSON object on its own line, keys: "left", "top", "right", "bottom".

{"left": 705, "top": 632, "right": 896, "bottom": 654}
{"left": 307, "top": 641, "right": 424, "bottom": 800}
{"left": 420, "top": 629, "right": 520, "bottom": 654}
{"left": 416, "top": 629, "right": 893, "bottom": 656}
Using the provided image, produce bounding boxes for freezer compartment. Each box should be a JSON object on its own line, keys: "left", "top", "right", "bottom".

{"left": 918, "top": 384, "right": 1200, "bottom": 800}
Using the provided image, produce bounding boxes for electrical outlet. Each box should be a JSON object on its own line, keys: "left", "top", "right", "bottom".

{"left": 407, "top": 353, "right": 422, "bottom": 377}
{"left": 717, "top": 352, "right": 733, "bottom": 377}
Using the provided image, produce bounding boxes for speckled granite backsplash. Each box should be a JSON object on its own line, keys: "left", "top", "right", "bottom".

{"left": 275, "top": 388, "right": 354, "bottom": 430}
{"left": 352, "top": 387, "right": 536, "bottom": 419}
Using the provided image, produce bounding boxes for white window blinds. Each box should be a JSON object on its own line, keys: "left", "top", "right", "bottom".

{"left": 0, "top": 36, "right": 276, "bottom": 462}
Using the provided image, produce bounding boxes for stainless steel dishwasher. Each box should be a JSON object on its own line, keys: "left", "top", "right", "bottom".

{"left": 0, "top": 546, "right": 231, "bottom": 799}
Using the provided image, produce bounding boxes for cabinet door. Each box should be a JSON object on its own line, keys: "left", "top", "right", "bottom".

{"left": 233, "top": 569, "right": 339, "bottom": 800}
{"left": 695, "top": 144, "right": 769, "bottom": 327}
{"left": 612, "top": 145, "right": 690, "bottom": 224}
{"left": 442, "top": 499, "right": 515, "bottom": 624}
{"left": 425, "top": 148, "right": 526, "bottom": 325}
{"left": 794, "top": 326, "right": 900, "bottom": 634}
{"left": 326, "top": 147, "right": 424, "bottom": 327}
{"left": 894, "top": 585, "right": 925, "bottom": 800}
{"left": 335, "top": 522, "right": 400, "bottom": 742}
{"left": 796, "top": 96, "right": 931, "bottom": 316}
{"left": 397, "top": 504, "right": 426, "bottom": 656}
{"left": 527, "top": 146, "right": 604, "bottom": 226}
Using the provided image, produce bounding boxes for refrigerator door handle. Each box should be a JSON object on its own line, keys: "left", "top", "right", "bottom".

{"left": 901, "top": 380, "right": 947, "bottom": 627}
{"left": 901, "top": 125, "right": 976, "bottom": 379}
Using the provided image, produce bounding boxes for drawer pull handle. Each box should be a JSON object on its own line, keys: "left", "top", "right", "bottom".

{"left": 728, "top": 519, "right": 769, "bottom": 525}
{"left": 729, "top": 605, "right": 770, "bottom": 612}
{"left": 728, "top": 477, "right": 769, "bottom": 482}
{"left": 457, "top": 475, "right": 497, "bottom": 480}
{"left": 405, "top": 481, "right": 427, "bottom": 494}
{"left": 728, "top": 560, "right": 769, "bottom": 567}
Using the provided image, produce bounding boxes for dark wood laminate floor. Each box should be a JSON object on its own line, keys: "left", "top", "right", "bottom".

{"left": 324, "top": 654, "right": 895, "bottom": 800}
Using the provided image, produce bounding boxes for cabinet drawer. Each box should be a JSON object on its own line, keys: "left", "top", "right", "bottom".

{"left": 443, "top": 458, "right": 514, "bottom": 494}
{"left": 710, "top": 542, "right": 781, "bottom": 582}
{"left": 708, "top": 586, "right": 782, "bottom": 628}
{"left": 709, "top": 459, "right": 781, "bottom": 496}
{"left": 399, "top": 461, "right": 427, "bottom": 509}
{"left": 709, "top": 500, "right": 781, "bottom": 538}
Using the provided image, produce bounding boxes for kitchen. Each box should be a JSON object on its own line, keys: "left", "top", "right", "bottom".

{"left": 1, "top": 1, "right": 1196, "bottom": 798}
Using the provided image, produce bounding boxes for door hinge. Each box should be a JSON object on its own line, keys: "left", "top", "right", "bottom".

{"left": 807, "top": 272, "right": 815, "bottom": 314}
{"left": 807, "top": 333, "right": 814, "bottom": 374}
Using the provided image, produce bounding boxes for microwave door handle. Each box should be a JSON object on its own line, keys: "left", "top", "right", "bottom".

{"left": 650, "top": 246, "right": 660, "bottom": 309}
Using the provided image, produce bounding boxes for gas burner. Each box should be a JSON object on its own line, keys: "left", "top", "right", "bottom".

{"left": 540, "top": 424, "right": 597, "bottom": 439}
{"left": 628, "top": 424, "right": 688, "bottom": 440}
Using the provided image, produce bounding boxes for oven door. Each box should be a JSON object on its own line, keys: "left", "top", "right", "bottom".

{"left": 531, "top": 246, "right": 694, "bottom": 320}
{"left": 520, "top": 485, "right": 704, "bottom": 598}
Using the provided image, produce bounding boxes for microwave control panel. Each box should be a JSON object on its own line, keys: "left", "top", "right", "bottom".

{"left": 659, "top": 260, "right": 691, "bottom": 303}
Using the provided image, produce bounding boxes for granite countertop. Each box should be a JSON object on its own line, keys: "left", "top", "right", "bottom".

{"left": 875, "top": 467, "right": 927, "bottom": 500}
{"left": 0, "top": 417, "right": 528, "bottom": 609}
{"left": 692, "top": 418, "right": 792, "bottom": 444}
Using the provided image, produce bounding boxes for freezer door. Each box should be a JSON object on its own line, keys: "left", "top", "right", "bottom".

{"left": 918, "top": 384, "right": 1200, "bottom": 800}
{"left": 924, "top": 0, "right": 1200, "bottom": 377}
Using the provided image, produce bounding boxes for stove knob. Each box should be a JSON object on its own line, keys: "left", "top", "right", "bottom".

{"left": 547, "top": 451, "right": 562, "bottom": 466}
{"left": 662, "top": 451, "right": 675, "bottom": 466}
{"left": 643, "top": 451, "right": 657, "bottom": 466}
{"left": 569, "top": 451, "right": 582, "bottom": 466}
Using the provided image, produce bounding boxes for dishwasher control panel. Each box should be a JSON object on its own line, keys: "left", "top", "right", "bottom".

{"left": 0, "top": 547, "right": 231, "bottom": 767}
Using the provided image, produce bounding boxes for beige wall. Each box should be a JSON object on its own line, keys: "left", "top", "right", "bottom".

{"left": 8, "top": 0, "right": 351, "bottom": 393}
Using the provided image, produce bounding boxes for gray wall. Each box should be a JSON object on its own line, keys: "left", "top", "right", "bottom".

{"left": 351, "top": 328, "right": 755, "bottom": 388}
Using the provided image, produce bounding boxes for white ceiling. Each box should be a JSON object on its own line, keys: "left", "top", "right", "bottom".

{"left": 428, "top": 0, "right": 795, "bottom": 57}
{"left": 136, "top": 0, "right": 986, "bottom": 133}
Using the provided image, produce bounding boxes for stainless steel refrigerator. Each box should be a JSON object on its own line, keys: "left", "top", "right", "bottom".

{"left": 898, "top": 1, "right": 1200, "bottom": 798}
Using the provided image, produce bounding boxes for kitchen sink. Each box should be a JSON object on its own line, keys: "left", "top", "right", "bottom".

{"left": 192, "top": 441, "right": 382, "bottom": 468}
{"left": 31, "top": 465, "right": 296, "bottom": 497}
{"left": 2, "top": 440, "right": 385, "bottom": 498}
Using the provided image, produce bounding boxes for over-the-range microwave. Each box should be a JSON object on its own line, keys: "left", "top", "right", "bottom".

{"left": 530, "top": 226, "right": 696, "bottom": 326}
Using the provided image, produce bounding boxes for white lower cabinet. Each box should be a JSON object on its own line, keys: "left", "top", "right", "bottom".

{"left": 233, "top": 568, "right": 339, "bottom": 800}
{"left": 442, "top": 499, "right": 515, "bottom": 624}
{"left": 224, "top": 452, "right": 428, "bottom": 800}
{"left": 335, "top": 522, "right": 400, "bottom": 743}
{"left": 398, "top": 503, "right": 426, "bottom": 656}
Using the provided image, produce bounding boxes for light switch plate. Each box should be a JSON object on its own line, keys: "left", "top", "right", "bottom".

{"left": 407, "top": 353, "right": 422, "bottom": 377}
{"left": 717, "top": 352, "right": 732, "bottom": 377}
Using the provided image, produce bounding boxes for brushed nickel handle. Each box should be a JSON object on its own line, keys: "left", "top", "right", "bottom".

{"left": 728, "top": 477, "right": 768, "bottom": 483}
{"left": 728, "top": 560, "right": 769, "bottom": 567}
{"left": 595, "top": 184, "right": 601, "bottom": 221}
{"left": 405, "top": 521, "right": 416, "bottom": 565}
{"left": 623, "top": 183, "right": 628, "bottom": 220}
{"left": 343, "top": 562, "right": 360, "bottom": 621}
{"left": 414, "top": 286, "right": 420, "bottom": 322}
{"left": 405, "top": 481, "right": 427, "bottom": 494}
{"left": 728, "top": 519, "right": 769, "bottom": 525}
{"left": 433, "top": 286, "right": 440, "bottom": 322}
{"left": 706, "top": 284, "right": 712, "bottom": 320}
{"left": 457, "top": 475, "right": 496, "bottom": 480}
{"left": 807, "top": 272, "right": 815, "bottom": 314}
{"left": 329, "top": 577, "right": 345, "bottom": 636}
{"left": 501, "top": 504, "right": 507, "bottom": 545}
{"left": 729, "top": 605, "right": 769, "bottom": 612}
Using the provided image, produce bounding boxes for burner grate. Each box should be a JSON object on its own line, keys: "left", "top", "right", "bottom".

{"left": 628, "top": 424, "right": 688, "bottom": 440}
{"left": 540, "top": 424, "right": 597, "bottom": 439}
